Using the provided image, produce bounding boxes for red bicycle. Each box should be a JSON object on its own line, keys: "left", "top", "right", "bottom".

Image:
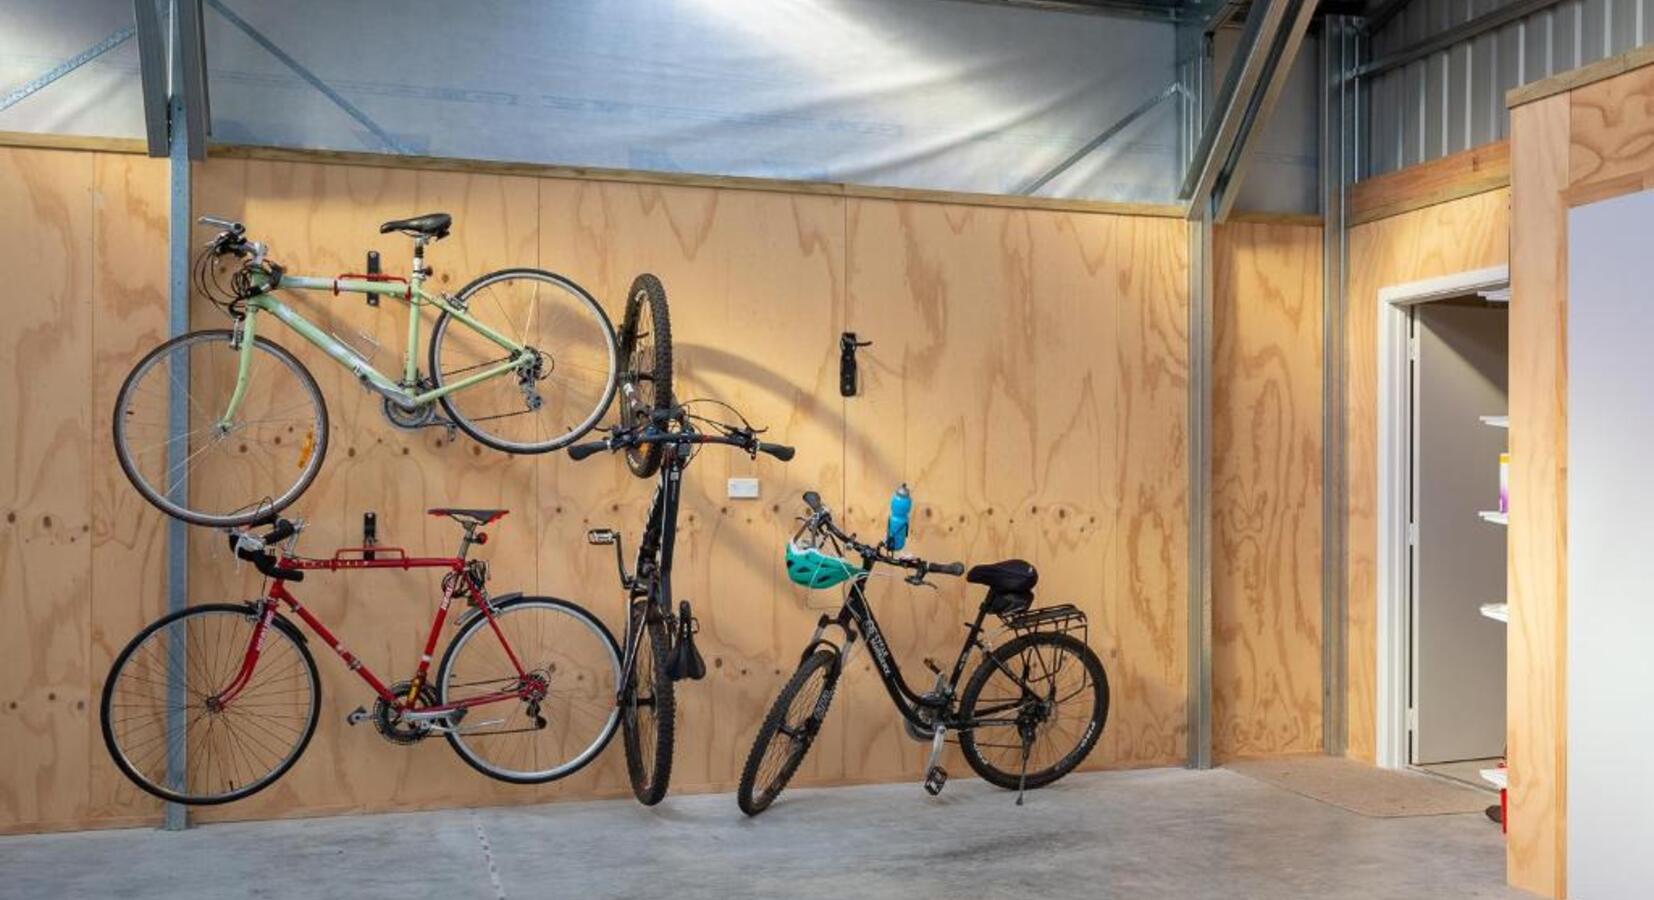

{"left": 100, "top": 510, "right": 623, "bottom": 805}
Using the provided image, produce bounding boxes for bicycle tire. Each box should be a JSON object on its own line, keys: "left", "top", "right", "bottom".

{"left": 430, "top": 267, "right": 618, "bottom": 454}
{"left": 616, "top": 274, "right": 673, "bottom": 478}
{"left": 437, "top": 596, "right": 624, "bottom": 784}
{"left": 112, "top": 329, "right": 329, "bottom": 528}
{"left": 100, "top": 603, "right": 321, "bottom": 805}
{"left": 621, "top": 603, "right": 676, "bottom": 805}
{"left": 737, "top": 648, "right": 838, "bottom": 816}
{"left": 957, "top": 631, "right": 1108, "bottom": 791}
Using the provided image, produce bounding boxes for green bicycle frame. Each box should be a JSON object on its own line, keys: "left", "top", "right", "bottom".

{"left": 216, "top": 266, "right": 527, "bottom": 427}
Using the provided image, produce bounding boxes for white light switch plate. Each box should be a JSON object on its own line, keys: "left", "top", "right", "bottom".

{"left": 727, "top": 477, "right": 760, "bottom": 499}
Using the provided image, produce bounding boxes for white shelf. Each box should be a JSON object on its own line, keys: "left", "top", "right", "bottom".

{"left": 1480, "top": 602, "right": 1509, "bottom": 624}
{"left": 1480, "top": 768, "right": 1508, "bottom": 789}
{"left": 1480, "top": 415, "right": 1509, "bottom": 429}
{"left": 1479, "top": 510, "right": 1508, "bottom": 525}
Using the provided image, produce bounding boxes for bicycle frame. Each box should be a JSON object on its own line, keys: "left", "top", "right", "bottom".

{"left": 815, "top": 561, "right": 1035, "bottom": 734}
{"left": 611, "top": 445, "right": 686, "bottom": 697}
{"left": 213, "top": 546, "right": 532, "bottom": 718}
{"left": 214, "top": 263, "right": 529, "bottom": 428}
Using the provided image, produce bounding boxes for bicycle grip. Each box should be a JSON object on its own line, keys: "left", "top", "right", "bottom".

{"left": 265, "top": 518, "right": 296, "bottom": 544}
{"left": 802, "top": 490, "right": 824, "bottom": 513}
{"left": 567, "top": 439, "right": 609, "bottom": 461}
{"left": 929, "top": 561, "right": 966, "bottom": 577}
{"left": 758, "top": 442, "right": 795, "bottom": 462}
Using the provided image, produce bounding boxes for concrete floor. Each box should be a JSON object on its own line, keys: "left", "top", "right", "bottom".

{"left": 1418, "top": 758, "right": 1503, "bottom": 792}
{"left": 0, "top": 767, "right": 1520, "bottom": 900}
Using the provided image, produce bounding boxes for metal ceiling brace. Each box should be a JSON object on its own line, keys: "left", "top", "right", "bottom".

{"left": 0, "top": 26, "right": 135, "bottom": 114}
{"left": 1018, "top": 83, "right": 1184, "bottom": 196}
{"left": 1211, "top": 0, "right": 1318, "bottom": 221}
{"left": 134, "top": 0, "right": 168, "bottom": 156}
{"left": 1354, "top": 0, "right": 1567, "bottom": 80}
{"left": 1179, "top": 0, "right": 1292, "bottom": 209}
{"left": 205, "top": 0, "right": 406, "bottom": 154}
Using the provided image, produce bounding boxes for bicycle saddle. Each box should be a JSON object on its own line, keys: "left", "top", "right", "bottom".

{"left": 380, "top": 212, "right": 452, "bottom": 239}
{"left": 427, "top": 507, "right": 508, "bottom": 526}
{"left": 966, "top": 559, "right": 1038, "bottom": 593}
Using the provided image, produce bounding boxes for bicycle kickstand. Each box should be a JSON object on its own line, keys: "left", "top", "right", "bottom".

{"left": 1015, "top": 737, "right": 1031, "bottom": 806}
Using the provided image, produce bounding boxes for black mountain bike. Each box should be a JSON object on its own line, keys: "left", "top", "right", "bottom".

{"left": 737, "top": 490, "right": 1109, "bottom": 816}
{"left": 569, "top": 403, "right": 795, "bottom": 804}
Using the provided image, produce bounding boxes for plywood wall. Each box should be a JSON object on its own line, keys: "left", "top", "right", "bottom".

{"left": 5, "top": 143, "right": 1281, "bottom": 833}
{"left": 1211, "top": 221, "right": 1323, "bottom": 759}
{"left": 1343, "top": 188, "right": 1511, "bottom": 764}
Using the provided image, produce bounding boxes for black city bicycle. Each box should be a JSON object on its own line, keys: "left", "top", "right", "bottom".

{"left": 569, "top": 403, "right": 795, "bottom": 804}
{"left": 737, "top": 490, "right": 1109, "bottom": 815}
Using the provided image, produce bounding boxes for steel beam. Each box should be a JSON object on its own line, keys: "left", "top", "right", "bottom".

{"left": 1019, "top": 83, "right": 1182, "bottom": 195}
{"left": 1212, "top": 0, "right": 1317, "bottom": 222}
{"left": 134, "top": 0, "right": 168, "bottom": 156}
{"left": 0, "top": 26, "right": 134, "bottom": 114}
{"left": 1358, "top": 0, "right": 1412, "bottom": 36}
{"left": 1319, "top": 13, "right": 1358, "bottom": 759}
{"left": 1179, "top": 0, "right": 1292, "bottom": 208}
{"left": 173, "top": 0, "right": 209, "bottom": 159}
{"left": 1353, "top": 0, "right": 1565, "bottom": 80}
{"left": 1187, "top": 198, "right": 1214, "bottom": 771}
{"left": 162, "top": 0, "right": 194, "bottom": 832}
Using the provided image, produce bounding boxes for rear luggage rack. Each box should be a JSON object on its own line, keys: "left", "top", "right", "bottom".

{"left": 1001, "top": 603, "right": 1087, "bottom": 642}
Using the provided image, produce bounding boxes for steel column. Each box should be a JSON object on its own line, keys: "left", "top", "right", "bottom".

{"left": 1319, "top": 13, "right": 1360, "bottom": 759}
{"left": 1187, "top": 198, "right": 1214, "bottom": 771}
{"left": 134, "top": 0, "right": 168, "bottom": 157}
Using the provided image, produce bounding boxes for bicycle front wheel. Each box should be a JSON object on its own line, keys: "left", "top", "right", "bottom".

{"left": 622, "top": 602, "right": 675, "bottom": 805}
{"left": 100, "top": 603, "right": 321, "bottom": 805}
{"left": 113, "top": 330, "right": 329, "bottom": 527}
{"left": 737, "top": 648, "right": 837, "bottom": 816}
{"left": 437, "top": 596, "right": 623, "bottom": 784}
{"left": 431, "top": 268, "right": 617, "bottom": 454}
{"left": 616, "top": 273, "right": 674, "bottom": 478}
{"left": 958, "top": 631, "right": 1109, "bottom": 791}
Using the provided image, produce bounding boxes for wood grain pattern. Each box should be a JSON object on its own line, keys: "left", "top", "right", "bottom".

{"left": 1507, "top": 93, "right": 1570, "bottom": 900}
{"left": 1507, "top": 40, "right": 1654, "bottom": 109}
{"left": 4, "top": 142, "right": 1322, "bottom": 832}
{"left": 0, "top": 148, "right": 97, "bottom": 832}
{"left": 1349, "top": 141, "right": 1510, "bottom": 226}
{"left": 1211, "top": 222, "right": 1323, "bottom": 759}
{"left": 1343, "top": 188, "right": 1510, "bottom": 765}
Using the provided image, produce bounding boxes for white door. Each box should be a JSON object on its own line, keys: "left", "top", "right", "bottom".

{"left": 1409, "top": 301, "right": 1507, "bottom": 765}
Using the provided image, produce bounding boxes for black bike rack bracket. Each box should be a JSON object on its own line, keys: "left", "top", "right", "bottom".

{"left": 840, "top": 332, "right": 872, "bottom": 397}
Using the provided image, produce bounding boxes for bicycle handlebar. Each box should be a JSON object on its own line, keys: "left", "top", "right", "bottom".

{"left": 799, "top": 495, "right": 962, "bottom": 582}
{"left": 227, "top": 518, "right": 305, "bottom": 582}
{"left": 568, "top": 419, "right": 795, "bottom": 463}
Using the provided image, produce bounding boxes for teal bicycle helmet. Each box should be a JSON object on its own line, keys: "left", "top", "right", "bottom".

{"left": 785, "top": 540, "right": 860, "bottom": 589}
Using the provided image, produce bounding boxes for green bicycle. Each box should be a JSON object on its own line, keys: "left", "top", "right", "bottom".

{"left": 113, "top": 214, "right": 619, "bottom": 527}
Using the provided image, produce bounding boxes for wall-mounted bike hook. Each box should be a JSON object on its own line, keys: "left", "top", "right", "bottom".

{"left": 362, "top": 511, "right": 378, "bottom": 561}
{"left": 840, "top": 332, "right": 872, "bottom": 397}
{"left": 364, "top": 251, "right": 380, "bottom": 307}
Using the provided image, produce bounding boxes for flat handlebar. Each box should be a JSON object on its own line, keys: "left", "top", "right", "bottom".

{"left": 800, "top": 495, "right": 962, "bottom": 580}
{"left": 568, "top": 425, "right": 794, "bottom": 462}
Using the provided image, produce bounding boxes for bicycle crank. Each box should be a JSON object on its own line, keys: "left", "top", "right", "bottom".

{"left": 922, "top": 722, "right": 948, "bottom": 796}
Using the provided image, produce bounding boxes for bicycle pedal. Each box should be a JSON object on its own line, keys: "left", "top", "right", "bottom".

{"left": 346, "top": 706, "right": 369, "bottom": 726}
{"left": 923, "top": 766, "right": 948, "bottom": 796}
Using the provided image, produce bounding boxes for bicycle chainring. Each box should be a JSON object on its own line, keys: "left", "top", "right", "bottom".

{"left": 372, "top": 680, "right": 439, "bottom": 745}
{"left": 903, "top": 691, "right": 947, "bottom": 742}
{"left": 381, "top": 377, "right": 441, "bottom": 430}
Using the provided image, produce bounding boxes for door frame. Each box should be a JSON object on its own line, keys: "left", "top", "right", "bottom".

{"left": 1374, "top": 264, "right": 1508, "bottom": 770}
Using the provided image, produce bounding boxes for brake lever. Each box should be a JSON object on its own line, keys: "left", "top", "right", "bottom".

{"left": 904, "top": 572, "right": 938, "bottom": 590}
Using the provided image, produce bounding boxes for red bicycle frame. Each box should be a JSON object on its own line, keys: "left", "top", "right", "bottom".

{"left": 210, "top": 543, "right": 535, "bottom": 717}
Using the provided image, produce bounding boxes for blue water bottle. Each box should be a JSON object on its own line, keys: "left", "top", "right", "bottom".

{"left": 886, "top": 483, "right": 912, "bottom": 551}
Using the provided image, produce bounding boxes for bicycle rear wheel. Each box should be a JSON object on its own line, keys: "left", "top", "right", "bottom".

{"left": 616, "top": 274, "right": 674, "bottom": 478}
{"left": 100, "top": 603, "right": 320, "bottom": 805}
{"left": 622, "top": 602, "right": 675, "bottom": 805}
{"left": 431, "top": 268, "right": 617, "bottom": 454}
{"left": 957, "top": 631, "right": 1108, "bottom": 791}
{"left": 737, "top": 648, "right": 837, "bottom": 816}
{"left": 113, "top": 330, "right": 328, "bottom": 527}
{"left": 436, "top": 597, "right": 623, "bottom": 783}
